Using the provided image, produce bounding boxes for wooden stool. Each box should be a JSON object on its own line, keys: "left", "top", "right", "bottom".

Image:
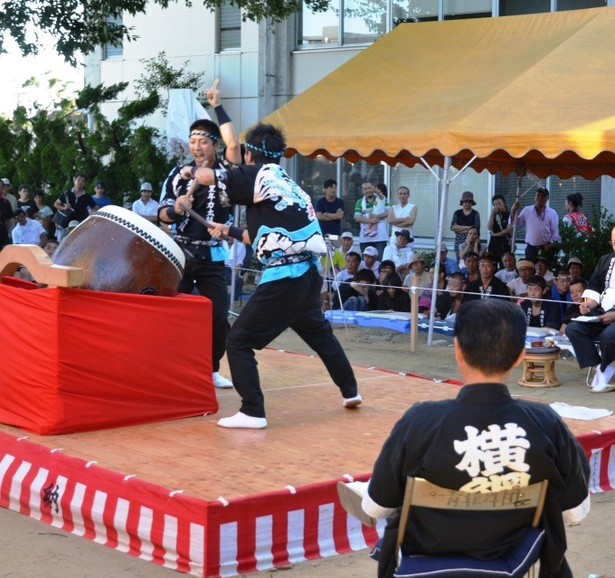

{"left": 518, "top": 347, "right": 561, "bottom": 388}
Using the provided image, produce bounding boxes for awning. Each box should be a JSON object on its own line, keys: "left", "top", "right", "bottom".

{"left": 264, "top": 7, "right": 615, "bottom": 179}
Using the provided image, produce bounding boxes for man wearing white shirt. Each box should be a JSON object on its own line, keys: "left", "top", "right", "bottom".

{"left": 132, "top": 182, "right": 159, "bottom": 223}
{"left": 383, "top": 229, "right": 414, "bottom": 277}
{"left": 12, "top": 209, "right": 47, "bottom": 247}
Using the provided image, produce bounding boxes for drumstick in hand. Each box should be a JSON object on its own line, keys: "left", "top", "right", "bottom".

{"left": 177, "top": 201, "right": 229, "bottom": 241}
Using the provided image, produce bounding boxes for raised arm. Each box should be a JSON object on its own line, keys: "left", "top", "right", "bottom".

{"left": 207, "top": 80, "right": 242, "bottom": 166}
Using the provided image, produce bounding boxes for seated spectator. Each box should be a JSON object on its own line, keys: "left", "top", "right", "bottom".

{"left": 463, "top": 251, "right": 510, "bottom": 302}
{"left": 519, "top": 275, "right": 561, "bottom": 330}
{"left": 402, "top": 253, "right": 434, "bottom": 313}
{"left": 459, "top": 251, "right": 480, "bottom": 283}
{"left": 360, "top": 246, "right": 380, "bottom": 274}
{"left": 320, "top": 240, "right": 346, "bottom": 309}
{"left": 435, "top": 264, "right": 448, "bottom": 296}
{"left": 377, "top": 272, "right": 410, "bottom": 312}
{"left": 331, "top": 251, "right": 361, "bottom": 309}
{"left": 435, "top": 245, "right": 459, "bottom": 275}
{"left": 560, "top": 277, "right": 586, "bottom": 335}
{"left": 567, "top": 256, "right": 583, "bottom": 279}
{"left": 535, "top": 254, "right": 555, "bottom": 286}
{"left": 495, "top": 251, "right": 518, "bottom": 283}
{"left": 382, "top": 229, "right": 414, "bottom": 278}
{"left": 550, "top": 267, "right": 573, "bottom": 325}
{"left": 339, "top": 231, "right": 355, "bottom": 259}
{"left": 225, "top": 237, "right": 246, "bottom": 304}
{"left": 435, "top": 272, "right": 466, "bottom": 320}
{"left": 11, "top": 208, "right": 47, "bottom": 247}
{"left": 457, "top": 226, "right": 483, "bottom": 268}
{"left": 344, "top": 299, "right": 589, "bottom": 577}
{"left": 43, "top": 238, "right": 59, "bottom": 259}
{"left": 344, "top": 268, "right": 377, "bottom": 311}
{"left": 507, "top": 259, "right": 535, "bottom": 298}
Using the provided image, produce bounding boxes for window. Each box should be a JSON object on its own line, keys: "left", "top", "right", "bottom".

{"left": 443, "top": 0, "right": 492, "bottom": 20}
{"left": 103, "top": 15, "right": 123, "bottom": 59}
{"left": 298, "top": 0, "right": 340, "bottom": 46}
{"left": 219, "top": 0, "right": 241, "bottom": 51}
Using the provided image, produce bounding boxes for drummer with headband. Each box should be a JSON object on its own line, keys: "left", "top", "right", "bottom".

{"left": 180, "top": 122, "right": 361, "bottom": 429}
{"left": 159, "top": 80, "right": 241, "bottom": 390}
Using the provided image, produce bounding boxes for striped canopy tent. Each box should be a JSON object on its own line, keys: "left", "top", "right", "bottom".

{"left": 263, "top": 7, "right": 615, "bottom": 342}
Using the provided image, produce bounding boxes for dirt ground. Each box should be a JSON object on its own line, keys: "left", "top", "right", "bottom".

{"left": 2, "top": 324, "right": 615, "bottom": 577}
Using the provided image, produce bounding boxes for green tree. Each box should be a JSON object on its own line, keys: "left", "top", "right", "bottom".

{"left": 0, "top": 0, "right": 331, "bottom": 64}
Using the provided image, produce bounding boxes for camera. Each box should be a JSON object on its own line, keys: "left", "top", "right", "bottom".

{"left": 324, "top": 234, "right": 339, "bottom": 241}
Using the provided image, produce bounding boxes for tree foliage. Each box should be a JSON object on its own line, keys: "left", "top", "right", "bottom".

{"left": 0, "top": 0, "right": 331, "bottom": 64}
{"left": 0, "top": 71, "right": 175, "bottom": 207}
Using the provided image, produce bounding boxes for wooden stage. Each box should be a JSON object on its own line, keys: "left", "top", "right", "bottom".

{"left": 2, "top": 348, "right": 615, "bottom": 577}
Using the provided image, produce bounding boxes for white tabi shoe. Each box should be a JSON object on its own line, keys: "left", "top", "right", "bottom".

{"left": 343, "top": 394, "right": 363, "bottom": 408}
{"left": 336, "top": 481, "right": 376, "bottom": 527}
{"left": 217, "top": 411, "right": 268, "bottom": 429}
{"left": 212, "top": 372, "right": 233, "bottom": 389}
{"left": 591, "top": 365, "right": 615, "bottom": 394}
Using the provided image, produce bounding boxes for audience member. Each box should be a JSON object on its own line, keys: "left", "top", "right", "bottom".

{"left": 32, "top": 190, "right": 53, "bottom": 233}
{"left": 435, "top": 272, "right": 466, "bottom": 320}
{"left": 339, "top": 231, "right": 354, "bottom": 259}
{"left": 332, "top": 251, "right": 361, "bottom": 308}
{"left": 461, "top": 251, "right": 480, "bottom": 283}
{"left": 16, "top": 184, "right": 37, "bottom": 214}
{"left": 463, "top": 251, "right": 510, "bottom": 302}
{"left": 316, "top": 179, "right": 344, "bottom": 237}
{"left": 510, "top": 187, "right": 560, "bottom": 260}
{"left": 377, "top": 272, "right": 410, "bottom": 312}
{"left": 43, "top": 238, "right": 59, "bottom": 259}
{"left": 345, "top": 299, "right": 589, "bottom": 578}
{"left": 495, "top": 251, "right": 518, "bottom": 283}
{"left": 54, "top": 173, "right": 98, "bottom": 239}
{"left": 560, "top": 277, "right": 586, "bottom": 335}
{"left": 382, "top": 229, "right": 413, "bottom": 277}
{"left": 11, "top": 209, "right": 47, "bottom": 247}
{"left": 388, "top": 186, "right": 416, "bottom": 247}
{"left": 550, "top": 267, "right": 573, "bottom": 324}
{"left": 507, "top": 259, "right": 535, "bottom": 298}
{"left": 92, "top": 181, "right": 112, "bottom": 208}
{"left": 0, "top": 184, "right": 14, "bottom": 236}
{"left": 457, "top": 225, "right": 483, "bottom": 267}
{"left": 354, "top": 181, "right": 389, "bottom": 258}
{"left": 435, "top": 245, "right": 459, "bottom": 275}
{"left": 0, "top": 222, "right": 9, "bottom": 249}
{"left": 1, "top": 178, "right": 17, "bottom": 234}
{"left": 132, "top": 182, "right": 159, "bottom": 223}
{"left": 487, "top": 194, "right": 512, "bottom": 262}
{"left": 450, "top": 191, "right": 480, "bottom": 262}
{"left": 344, "top": 268, "right": 377, "bottom": 311}
{"left": 562, "top": 192, "right": 591, "bottom": 235}
{"left": 566, "top": 227, "right": 615, "bottom": 393}
{"left": 567, "top": 257, "right": 583, "bottom": 279}
{"left": 402, "top": 253, "right": 433, "bottom": 313}
{"left": 360, "top": 246, "right": 380, "bottom": 274}
{"left": 519, "top": 275, "right": 560, "bottom": 330}
{"left": 535, "top": 254, "right": 555, "bottom": 286}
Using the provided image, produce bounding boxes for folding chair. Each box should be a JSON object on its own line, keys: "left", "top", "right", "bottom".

{"left": 392, "top": 477, "right": 548, "bottom": 578}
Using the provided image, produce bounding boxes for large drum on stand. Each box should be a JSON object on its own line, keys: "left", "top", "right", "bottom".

{"left": 52, "top": 206, "right": 185, "bottom": 295}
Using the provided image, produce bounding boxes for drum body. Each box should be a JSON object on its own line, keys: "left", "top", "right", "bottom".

{"left": 53, "top": 206, "right": 185, "bottom": 295}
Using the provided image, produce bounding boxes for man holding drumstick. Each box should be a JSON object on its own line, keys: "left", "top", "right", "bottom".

{"left": 159, "top": 80, "right": 241, "bottom": 390}
{"left": 179, "top": 122, "right": 361, "bottom": 429}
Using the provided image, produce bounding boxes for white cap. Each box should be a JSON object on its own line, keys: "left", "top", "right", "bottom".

{"left": 362, "top": 246, "right": 378, "bottom": 257}
{"left": 341, "top": 231, "right": 354, "bottom": 240}
{"left": 1, "top": 178, "right": 9, "bottom": 185}
{"left": 140, "top": 182, "right": 153, "bottom": 192}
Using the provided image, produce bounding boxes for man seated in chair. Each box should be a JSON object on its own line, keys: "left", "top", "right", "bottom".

{"left": 347, "top": 299, "right": 590, "bottom": 578}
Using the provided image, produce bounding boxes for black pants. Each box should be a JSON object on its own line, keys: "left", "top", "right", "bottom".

{"left": 178, "top": 256, "right": 229, "bottom": 373}
{"left": 226, "top": 264, "right": 358, "bottom": 417}
{"left": 566, "top": 319, "right": 615, "bottom": 371}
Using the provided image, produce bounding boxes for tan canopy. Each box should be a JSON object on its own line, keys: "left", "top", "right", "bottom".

{"left": 264, "top": 7, "right": 615, "bottom": 179}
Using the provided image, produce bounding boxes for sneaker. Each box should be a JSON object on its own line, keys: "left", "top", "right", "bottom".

{"left": 591, "top": 365, "right": 615, "bottom": 393}
{"left": 336, "top": 481, "right": 376, "bottom": 527}
{"left": 213, "top": 372, "right": 233, "bottom": 389}
{"left": 217, "top": 411, "right": 268, "bottom": 429}
{"left": 343, "top": 394, "right": 363, "bottom": 408}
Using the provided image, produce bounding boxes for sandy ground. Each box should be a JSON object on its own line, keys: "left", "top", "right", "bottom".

{"left": 2, "top": 323, "right": 615, "bottom": 577}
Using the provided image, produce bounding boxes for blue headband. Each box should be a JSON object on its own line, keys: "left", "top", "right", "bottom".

{"left": 190, "top": 131, "right": 221, "bottom": 142}
{"left": 245, "top": 140, "right": 284, "bottom": 159}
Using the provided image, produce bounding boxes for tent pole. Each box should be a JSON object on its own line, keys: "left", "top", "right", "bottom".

{"left": 427, "top": 156, "right": 452, "bottom": 346}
